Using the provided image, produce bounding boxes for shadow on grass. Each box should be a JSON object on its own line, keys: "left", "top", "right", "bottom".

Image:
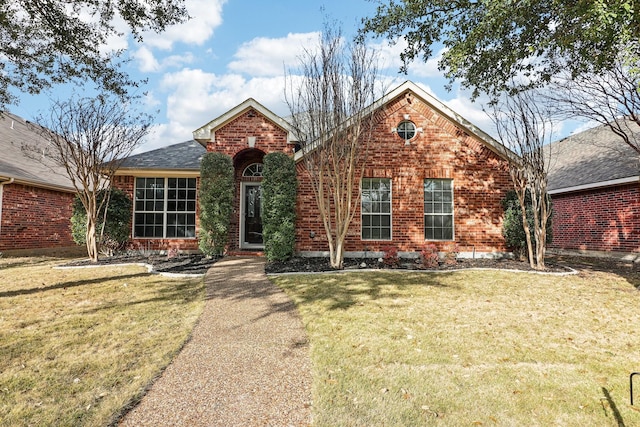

{"left": 552, "top": 255, "right": 640, "bottom": 289}
{"left": 601, "top": 387, "right": 626, "bottom": 427}
{"left": 273, "top": 270, "right": 451, "bottom": 311}
{"left": 0, "top": 272, "right": 150, "bottom": 299}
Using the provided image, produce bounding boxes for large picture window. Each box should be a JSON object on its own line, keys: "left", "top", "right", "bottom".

{"left": 134, "top": 177, "right": 197, "bottom": 238}
{"left": 361, "top": 178, "right": 392, "bottom": 240}
{"left": 424, "top": 179, "right": 454, "bottom": 240}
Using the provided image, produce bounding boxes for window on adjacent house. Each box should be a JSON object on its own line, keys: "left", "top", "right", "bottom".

{"left": 361, "top": 178, "right": 392, "bottom": 240}
{"left": 134, "top": 177, "right": 197, "bottom": 238}
{"left": 424, "top": 179, "right": 454, "bottom": 240}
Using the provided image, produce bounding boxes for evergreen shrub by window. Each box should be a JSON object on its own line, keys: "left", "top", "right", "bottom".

{"left": 262, "top": 152, "right": 297, "bottom": 261}
{"left": 199, "top": 152, "right": 234, "bottom": 256}
{"left": 501, "top": 190, "right": 552, "bottom": 260}
{"left": 71, "top": 188, "right": 131, "bottom": 256}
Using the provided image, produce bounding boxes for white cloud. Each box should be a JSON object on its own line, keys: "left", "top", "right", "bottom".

{"left": 131, "top": 46, "right": 195, "bottom": 72}
{"left": 135, "top": 68, "right": 291, "bottom": 152}
{"left": 371, "top": 38, "right": 446, "bottom": 79}
{"left": 228, "top": 32, "right": 319, "bottom": 77}
{"left": 141, "top": 0, "right": 227, "bottom": 50}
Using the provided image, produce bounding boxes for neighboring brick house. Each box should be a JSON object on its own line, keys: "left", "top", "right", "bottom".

{"left": 0, "top": 112, "right": 77, "bottom": 253}
{"left": 114, "top": 81, "right": 513, "bottom": 258}
{"left": 547, "top": 121, "right": 640, "bottom": 257}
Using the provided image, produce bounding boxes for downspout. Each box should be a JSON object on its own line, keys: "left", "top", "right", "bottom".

{"left": 0, "top": 178, "right": 15, "bottom": 240}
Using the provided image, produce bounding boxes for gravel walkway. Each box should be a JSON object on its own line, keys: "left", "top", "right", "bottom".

{"left": 119, "top": 257, "right": 312, "bottom": 426}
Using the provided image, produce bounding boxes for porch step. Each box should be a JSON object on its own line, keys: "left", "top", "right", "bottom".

{"left": 226, "top": 250, "right": 265, "bottom": 257}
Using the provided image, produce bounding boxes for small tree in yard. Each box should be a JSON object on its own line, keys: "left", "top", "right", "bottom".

{"left": 285, "top": 22, "right": 381, "bottom": 269}
{"left": 262, "top": 152, "right": 297, "bottom": 262}
{"left": 491, "top": 89, "right": 554, "bottom": 269}
{"left": 199, "top": 152, "right": 234, "bottom": 256}
{"left": 26, "top": 95, "right": 152, "bottom": 262}
{"left": 71, "top": 189, "right": 131, "bottom": 256}
{"left": 501, "top": 190, "right": 552, "bottom": 261}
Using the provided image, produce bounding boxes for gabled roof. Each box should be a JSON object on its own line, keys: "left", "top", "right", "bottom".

{"left": 0, "top": 112, "right": 75, "bottom": 192}
{"left": 292, "top": 80, "right": 510, "bottom": 162}
{"left": 546, "top": 120, "right": 639, "bottom": 194}
{"left": 193, "top": 98, "right": 297, "bottom": 145}
{"left": 116, "top": 140, "right": 206, "bottom": 173}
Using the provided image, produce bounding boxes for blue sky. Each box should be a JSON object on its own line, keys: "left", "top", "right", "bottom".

{"left": 10, "top": 0, "right": 586, "bottom": 153}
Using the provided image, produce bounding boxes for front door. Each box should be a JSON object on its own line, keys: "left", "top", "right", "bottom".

{"left": 241, "top": 183, "right": 263, "bottom": 248}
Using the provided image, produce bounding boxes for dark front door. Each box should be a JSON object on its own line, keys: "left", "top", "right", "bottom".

{"left": 243, "top": 184, "right": 263, "bottom": 246}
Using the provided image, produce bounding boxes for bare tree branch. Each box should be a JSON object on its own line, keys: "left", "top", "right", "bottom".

{"left": 23, "top": 95, "right": 153, "bottom": 261}
{"left": 285, "top": 22, "right": 382, "bottom": 269}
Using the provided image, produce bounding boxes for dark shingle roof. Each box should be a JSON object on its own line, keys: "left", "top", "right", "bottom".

{"left": 546, "top": 120, "right": 639, "bottom": 192}
{"left": 118, "top": 140, "right": 206, "bottom": 171}
{"left": 0, "top": 112, "right": 75, "bottom": 191}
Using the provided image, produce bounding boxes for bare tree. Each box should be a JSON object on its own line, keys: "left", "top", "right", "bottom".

{"left": 547, "top": 45, "right": 640, "bottom": 155}
{"left": 26, "top": 95, "right": 152, "bottom": 261}
{"left": 285, "top": 23, "right": 381, "bottom": 269}
{"left": 490, "top": 89, "right": 554, "bottom": 269}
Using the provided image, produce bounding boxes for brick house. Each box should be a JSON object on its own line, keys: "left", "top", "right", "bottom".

{"left": 0, "top": 112, "right": 77, "bottom": 253}
{"left": 547, "top": 120, "right": 640, "bottom": 257}
{"left": 114, "top": 81, "right": 513, "bottom": 258}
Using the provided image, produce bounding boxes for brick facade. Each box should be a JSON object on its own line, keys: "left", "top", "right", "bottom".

{"left": 293, "top": 93, "right": 511, "bottom": 255}
{"left": 0, "top": 183, "right": 75, "bottom": 251}
{"left": 114, "top": 85, "right": 513, "bottom": 256}
{"left": 550, "top": 184, "right": 640, "bottom": 253}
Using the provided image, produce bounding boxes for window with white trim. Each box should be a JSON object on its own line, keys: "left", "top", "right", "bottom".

{"left": 361, "top": 178, "right": 391, "bottom": 240}
{"left": 134, "top": 177, "right": 197, "bottom": 238}
{"left": 424, "top": 179, "right": 454, "bottom": 240}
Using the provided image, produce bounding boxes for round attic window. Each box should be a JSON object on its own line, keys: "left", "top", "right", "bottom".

{"left": 397, "top": 121, "right": 417, "bottom": 141}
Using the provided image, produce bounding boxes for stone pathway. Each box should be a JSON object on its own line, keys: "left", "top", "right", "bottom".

{"left": 119, "top": 257, "right": 312, "bottom": 426}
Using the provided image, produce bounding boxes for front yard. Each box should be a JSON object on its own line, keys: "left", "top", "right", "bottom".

{"left": 0, "top": 257, "right": 205, "bottom": 426}
{"left": 272, "top": 266, "right": 640, "bottom": 426}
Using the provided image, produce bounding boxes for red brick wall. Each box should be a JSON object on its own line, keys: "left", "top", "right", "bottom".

{"left": 293, "top": 93, "right": 512, "bottom": 254}
{"left": 550, "top": 184, "right": 640, "bottom": 253}
{"left": 111, "top": 175, "right": 200, "bottom": 252}
{"left": 0, "top": 183, "right": 75, "bottom": 251}
{"left": 207, "top": 108, "right": 291, "bottom": 252}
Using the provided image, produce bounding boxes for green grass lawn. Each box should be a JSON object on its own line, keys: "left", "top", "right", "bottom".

{"left": 0, "top": 257, "right": 205, "bottom": 427}
{"left": 272, "top": 267, "right": 640, "bottom": 426}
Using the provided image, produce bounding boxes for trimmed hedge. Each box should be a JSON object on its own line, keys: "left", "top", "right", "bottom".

{"left": 262, "top": 153, "right": 297, "bottom": 261}
{"left": 199, "top": 152, "right": 234, "bottom": 256}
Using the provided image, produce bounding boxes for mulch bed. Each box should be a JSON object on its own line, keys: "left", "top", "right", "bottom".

{"left": 264, "top": 256, "right": 571, "bottom": 274}
{"left": 64, "top": 254, "right": 220, "bottom": 275}
{"left": 63, "top": 253, "right": 638, "bottom": 278}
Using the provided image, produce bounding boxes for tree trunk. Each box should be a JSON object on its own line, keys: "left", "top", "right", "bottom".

{"left": 85, "top": 216, "right": 99, "bottom": 262}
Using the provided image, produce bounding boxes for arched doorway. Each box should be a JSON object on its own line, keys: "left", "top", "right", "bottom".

{"left": 234, "top": 149, "right": 265, "bottom": 249}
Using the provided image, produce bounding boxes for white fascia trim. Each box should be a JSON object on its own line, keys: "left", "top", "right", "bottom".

{"left": 193, "top": 98, "right": 297, "bottom": 144}
{"left": 548, "top": 176, "right": 639, "bottom": 195}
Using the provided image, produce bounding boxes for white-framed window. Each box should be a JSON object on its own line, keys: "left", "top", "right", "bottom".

{"left": 424, "top": 179, "right": 454, "bottom": 240}
{"left": 243, "top": 163, "right": 263, "bottom": 177}
{"left": 361, "top": 178, "right": 392, "bottom": 240}
{"left": 397, "top": 120, "right": 416, "bottom": 141}
{"left": 134, "top": 177, "right": 197, "bottom": 238}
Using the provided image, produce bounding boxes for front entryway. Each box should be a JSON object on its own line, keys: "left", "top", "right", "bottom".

{"left": 240, "top": 183, "right": 263, "bottom": 249}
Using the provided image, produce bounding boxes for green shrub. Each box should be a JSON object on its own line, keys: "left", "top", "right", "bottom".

{"left": 501, "top": 190, "right": 552, "bottom": 260}
{"left": 262, "top": 152, "right": 297, "bottom": 261}
{"left": 71, "top": 188, "right": 131, "bottom": 256}
{"left": 199, "top": 152, "right": 234, "bottom": 256}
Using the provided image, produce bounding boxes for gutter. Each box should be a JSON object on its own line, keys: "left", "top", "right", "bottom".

{"left": 0, "top": 177, "right": 15, "bottom": 238}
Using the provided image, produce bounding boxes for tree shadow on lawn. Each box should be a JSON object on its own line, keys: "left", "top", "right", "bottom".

{"left": 274, "top": 271, "right": 453, "bottom": 311}
{"left": 0, "top": 272, "right": 150, "bottom": 299}
{"left": 551, "top": 254, "right": 640, "bottom": 289}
